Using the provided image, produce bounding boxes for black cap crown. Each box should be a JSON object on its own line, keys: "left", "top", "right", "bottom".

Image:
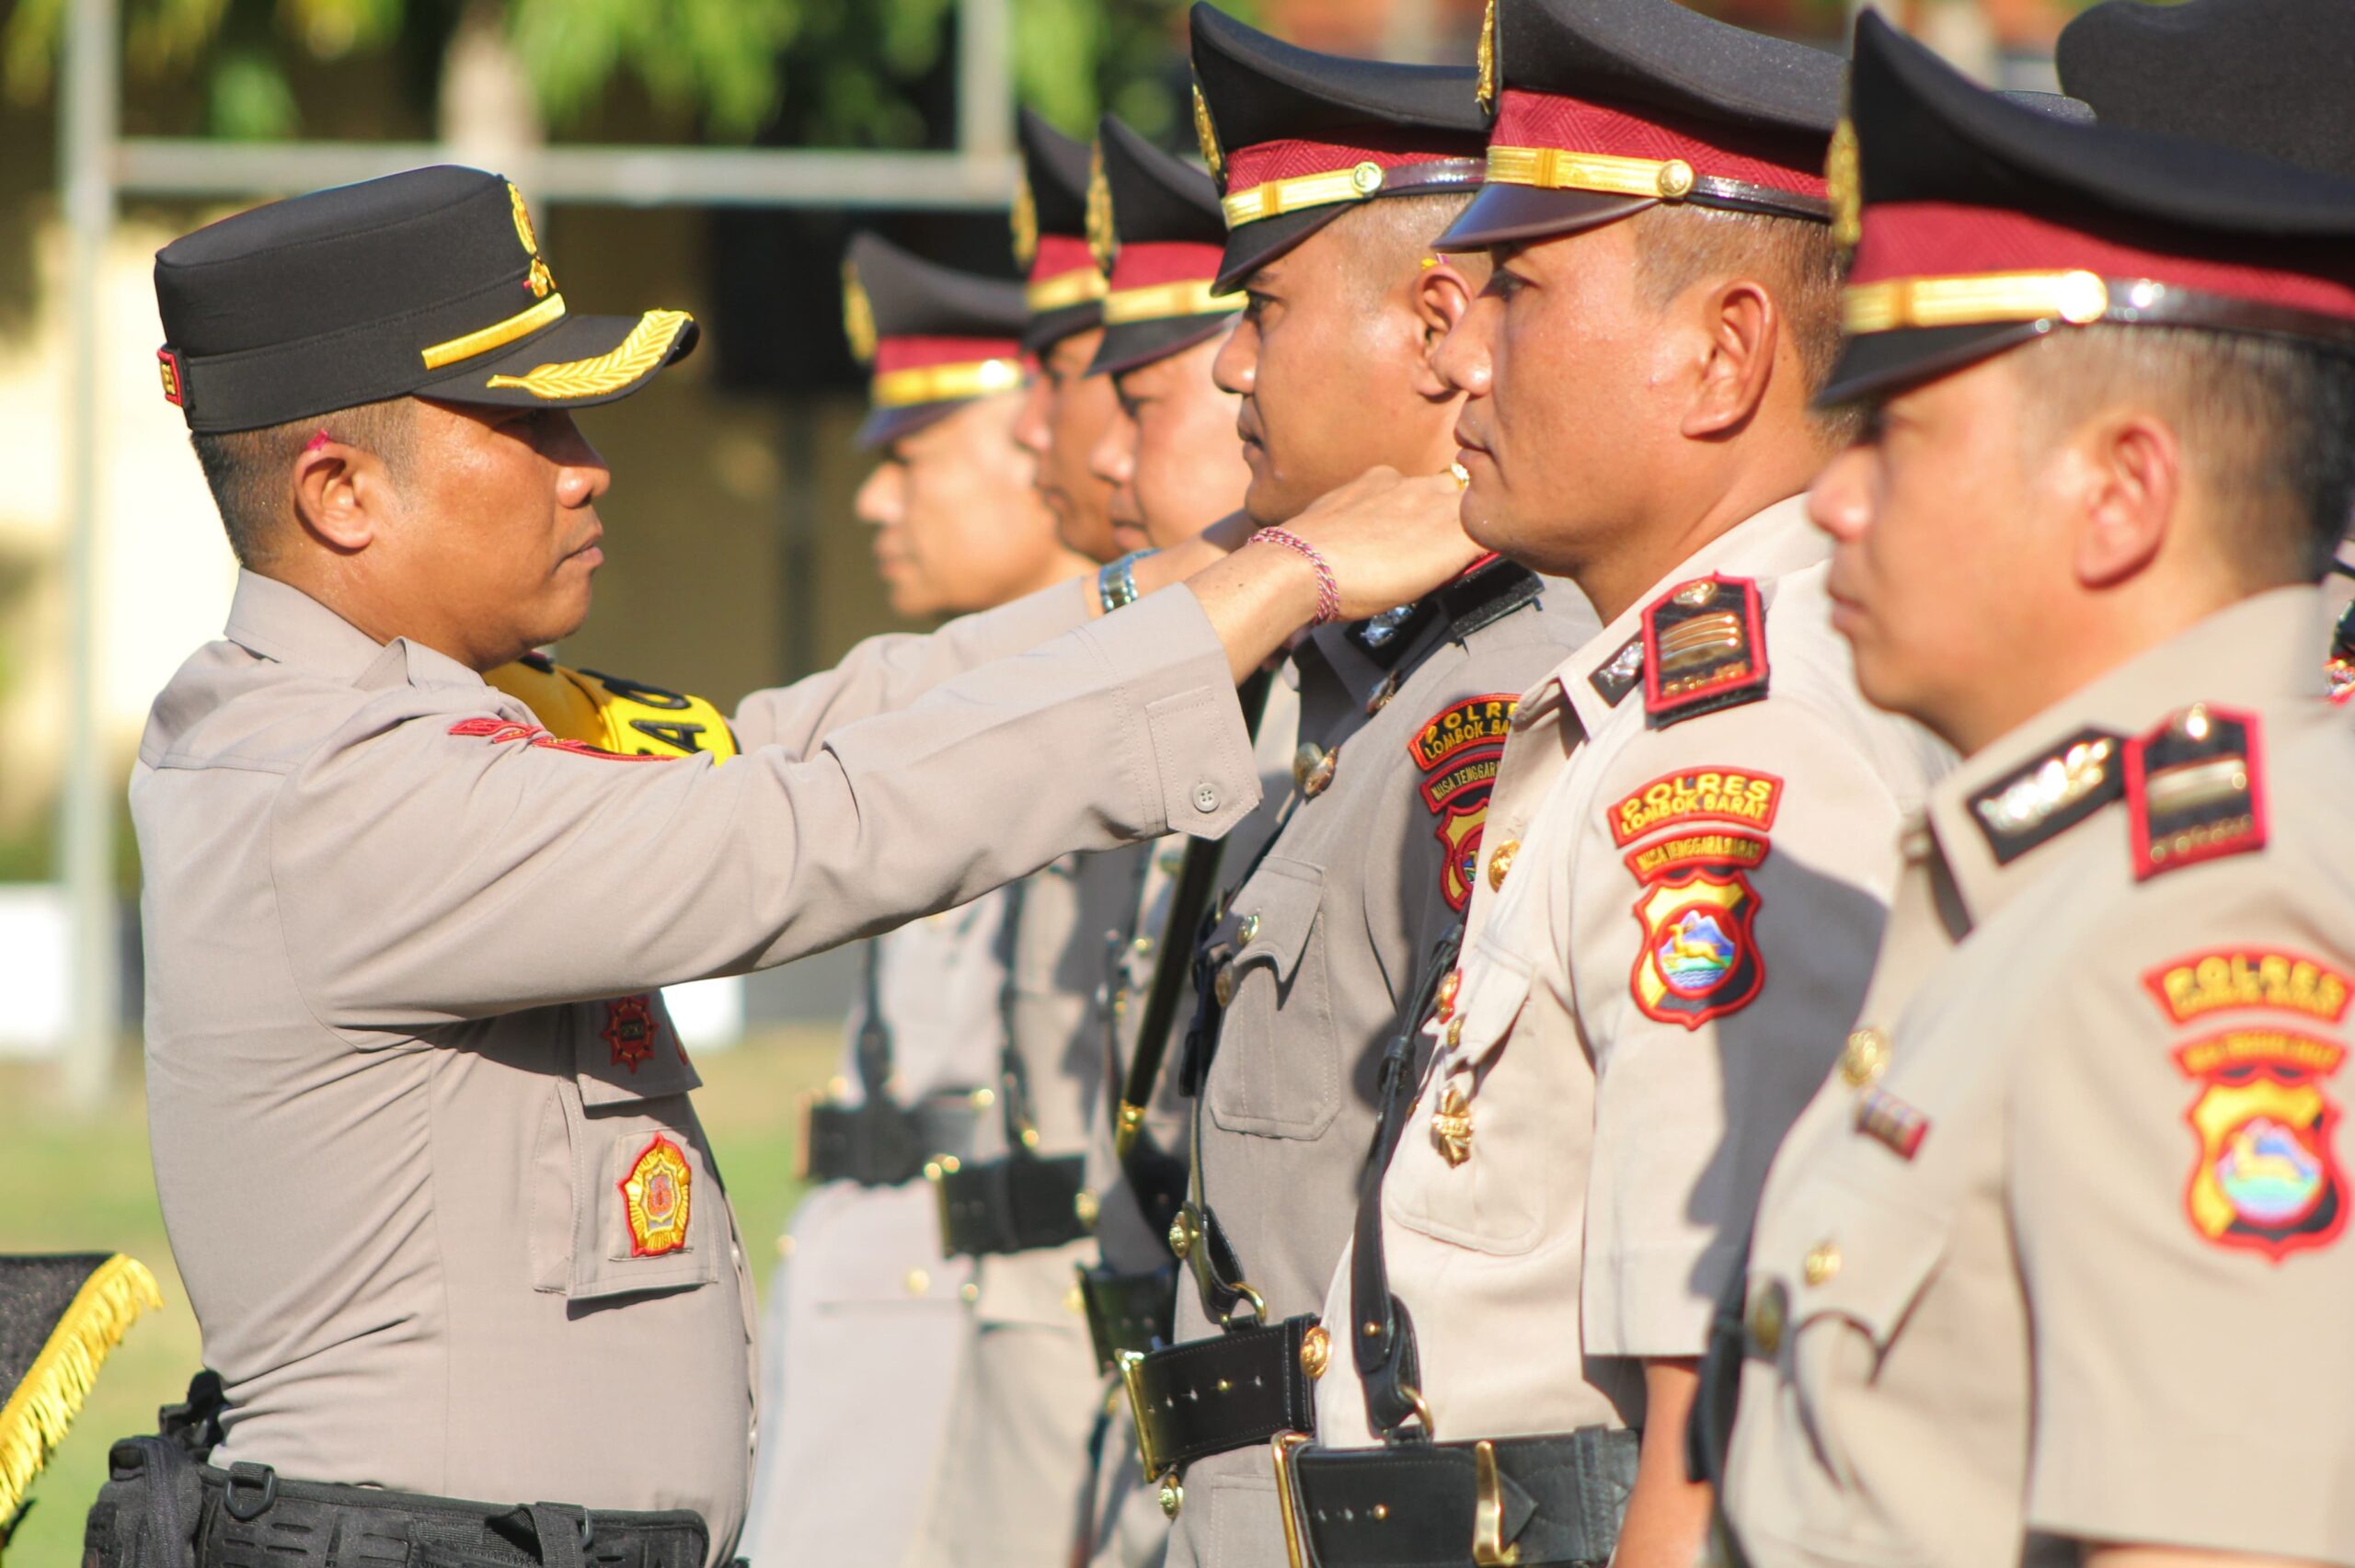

{"left": 1442, "top": 0, "right": 1843, "bottom": 249}
{"left": 1087, "top": 116, "right": 1241, "bottom": 378}
{"left": 154, "top": 166, "right": 695, "bottom": 434}
{"left": 1016, "top": 109, "right": 1109, "bottom": 349}
{"left": 1191, "top": 5, "right": 1488, "bottom": 292}
{"left": 2058, "top": 0, "right": 2355, "bottom": 181}
{"left": 844, "top": 232, "right": 1029, "bottom": 450}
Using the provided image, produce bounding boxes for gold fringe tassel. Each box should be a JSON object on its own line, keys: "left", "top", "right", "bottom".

{"left": 0, "top": 1255, "right": 166, "bottom": 1531}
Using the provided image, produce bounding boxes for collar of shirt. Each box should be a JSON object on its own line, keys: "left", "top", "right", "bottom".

{"left": 224, "top": 568, "right": 492, "bottom": 692}
{"left": 1924, "top": 584, "right": 2329, "bottom": 925}
{"left": 1509, "top": 493, "right": 1827, "bottom": 741}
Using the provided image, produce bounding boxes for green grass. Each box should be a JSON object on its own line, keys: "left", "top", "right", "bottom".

{"left": 0, "top": 1026, "right": 837, "bottom": 1568}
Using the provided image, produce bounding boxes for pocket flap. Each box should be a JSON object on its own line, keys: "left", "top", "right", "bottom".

{"left": 1782, "top": 1173, "right": 1951, "bottom": 1349}
{"left": 571, "top": 993, "right": 702, "bottom": 1107}
{"left": 1229, "top": 857, "right": 1324, "bottom": 985}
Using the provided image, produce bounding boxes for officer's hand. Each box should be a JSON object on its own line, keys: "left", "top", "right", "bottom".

{"left": 1277, "top": 466, "right": 1484, "bottom": 621}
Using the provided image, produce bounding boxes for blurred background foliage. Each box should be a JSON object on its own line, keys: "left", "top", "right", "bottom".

{"left": 0, "top": 0, "right": 1236, "bottom": 144}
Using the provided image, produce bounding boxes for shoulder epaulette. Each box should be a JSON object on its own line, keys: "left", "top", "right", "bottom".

{"left": 2125, "top": 704, "right": 2265, "bottom": 880}
{"left": 1347, "top": 559, "right": 1545, "bottom": 670}
{"left": 1967, "top": 727, "right": 2125, "bottom": 864}
{"left": 1641, "top": 575, "right": 1767, "bottom": 729}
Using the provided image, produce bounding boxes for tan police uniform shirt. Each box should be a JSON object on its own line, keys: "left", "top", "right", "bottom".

{"left": 1314, "top": 498, "right": 1950, "bottom": 1455}
{"left": 741, "top": 894, "right": 1009, "bottom": 1568}
{"left": 1171, "top": 566, "right": 1597, "bottom": 1568}
{"left": 1723, "top": 587, "right": 2355, "bottom": 1568}
{"left": 135, "top": 570, "right": 1260, "bottom": 1565}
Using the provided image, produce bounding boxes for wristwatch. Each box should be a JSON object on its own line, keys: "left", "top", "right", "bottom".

{"left": 1097, "top": 548, "right": 1156, "bottom": 615}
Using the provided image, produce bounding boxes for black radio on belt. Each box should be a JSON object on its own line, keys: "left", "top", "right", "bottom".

{"left": 1078, "top": 1263, "right": 1178, "bottom": 1371}
{"left": 798, "top": 1089, "right": 988, "bottom": 1187}
{"left": 929, "top": 1149, "right": 1095, "bottom": 1257}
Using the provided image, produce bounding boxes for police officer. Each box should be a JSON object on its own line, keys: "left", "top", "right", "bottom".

{"left": 1716, "top": 12, "right": 2355, "bottom": 1564}
{"left": 1059, "top": 110, "right": 1306, "bottom": 1568}
{"left": 1114, "top": 14, "right": 1600, "bottom": 1566}
{"left": 1281, "top": 1, "right": 1952, "bottom": 1563}
{"left": 118, "top": 165, "right": 1481, "bottom": 1568}
{"left": 742, "top": 234, "right": 1075, "bottom": 1567}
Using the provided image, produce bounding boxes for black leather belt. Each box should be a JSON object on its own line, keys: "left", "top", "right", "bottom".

{"left": 1079, "top": 1263, "right": 1178, "bottom": 1372}
{"left": 931, "top": 1150, "right": 1094, "bottom": 1256}
{"left": 90, "top": 1444, "right": 710, "bottom": 1568}
{"left": 1117, "top": 1314, "right": 1319, "bottom": 1482}
{"left": 1272, "top": 1428, "right": 1639, "bottom": 1568}
{"left": 799, "top": 1091, "right": 986, "bottom": 1186}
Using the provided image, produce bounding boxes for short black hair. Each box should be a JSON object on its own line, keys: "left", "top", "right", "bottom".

{"left": 189, "top": 397, "right": 415, "bottom": 567}
{"left": 1630, "top": 204, "right": 1855, "bottom": 443}
{"left": 2019, "top": 326, "right": 2355, "bottom": 585}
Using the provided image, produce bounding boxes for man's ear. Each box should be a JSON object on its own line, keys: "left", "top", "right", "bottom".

{"left": 1409, "top": 258, "right": 1478, "bottom": 399}
{"left": 1677, "top": 277, "right": 1779, "bottom": 441}
{"left": 292, "top": 439, "right": 384, "bottom": 554}
{"left": 2065, "top": 409, "right": 2178, "bottom": 589}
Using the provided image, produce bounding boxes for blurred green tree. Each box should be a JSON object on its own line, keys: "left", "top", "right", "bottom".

{"left": 0, "top": 0, "right": 1223, "bottom": 144}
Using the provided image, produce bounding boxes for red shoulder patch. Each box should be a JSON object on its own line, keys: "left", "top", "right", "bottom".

{"left": 1641, "top": 576, "right": 1767, "bottom": 729}
{"left": 1627, "top": 853, "right": 1764, "bottom": 1030}
{"left": 603, "top": 994, "right": 659, "bottom": 1072}
{"left": 1606, "top": 768, "right": 1783, "bottom": 848}
{"left": 2175, "top": 1030, "right": 2347, "bottom": 1260}
{"left": 2142, "top": 949, "right": 2354, "bottom": 1027}
{"left": 1410, "top": 696, "right": 1518, "bottom": 912}
{"left": 2124, "top": 704, "right": 2265, "bottom": 880}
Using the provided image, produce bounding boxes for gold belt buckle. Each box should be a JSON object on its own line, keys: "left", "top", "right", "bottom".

{"left": 1269, "top": 1432, "right": 1312, "bottom": 1568}
{"left": 1116, "top": 1349, "right": 1165, "bottom": 1484}
{"left": 1472, "top": 1438, "right": 1522, "bottom": 1566}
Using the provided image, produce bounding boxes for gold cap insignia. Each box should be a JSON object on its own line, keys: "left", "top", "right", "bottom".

{"left": 1827, "top": 118, "right": 1861, "bottom": 250}
{"left": 1476, "top": 0, "right": 1499, "bottom": 116}
{"left": 1086, "top": 141, "right": 1118, "bottom": 276}
{"left": 508, "top": 181, "right": 540, "bottom": 257}
{"left": 1192, "top": 82, "right": 1224, "bottom": 183}
{"left": 1011, "top": 169, "right": 1039, "bottom": 269}
{"left": 842, "top": 260, "right": 878, "bottom": 364}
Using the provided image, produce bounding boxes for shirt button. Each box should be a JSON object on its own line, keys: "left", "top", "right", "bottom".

{"left": 1214, "top": 965, "right": 1236, "bottom": 1008}
{"left": 1238, "top": 913, "right": 1262, "bottom": 944}
{"left": 1192, "top": 783, "right": 1221, "bottom": 814}
{"left": 1445, "top": 1017, "right": 1464, "bottom": 1049}
{"left": 1802, "top": 1242, "right": 1842, "bottom": 1287}
{"left": 904, "top": 1267, "right": 931, "bottom": 1295}
{"left": 1435, "top": 968, "right": 1462, "bottom": 1020}
{"left": 1487, "top": 839, "right": 1520, "bottom": 889}
{"left": 1841, "top": 1027, "right": 1890, "bottom": 1087}
{"left": 1746, "top": 1280, "right": 1787, "bottom": 1356}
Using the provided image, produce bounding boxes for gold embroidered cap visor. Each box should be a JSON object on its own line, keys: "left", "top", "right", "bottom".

{"left": 151, "top": 164, "right": 696, "bottom": 434}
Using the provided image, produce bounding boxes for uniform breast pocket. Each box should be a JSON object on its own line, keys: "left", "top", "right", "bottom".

{"left": 1386, "top": 948, "right": 1549, "bottom": 1255}
{"left": 530, "top": 995, "right": 722, "bottom": 1302}
{"left": 1770, "top": 1173, "right": 1954, "bottom": 1560}
{"left": 1207, "top": 857, "right": 1341, "bottom": 1140}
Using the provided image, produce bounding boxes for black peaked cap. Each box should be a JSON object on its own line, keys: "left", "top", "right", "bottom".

{"left": 845, "top": 232, "right": 1029, "bottom": 450}
{"left": 1193, "top": 4, "right": 1487, "bottom": 292}
{"left": 2058, "top": 0, "right": 2355, "bottom": 181}
{"left": 1443, "top": 0, "right": 1843, "bottom": 248}
{"left": 1088, "top": 115, "right": 1239, "bottom": 378}
{"left": 1017, "top": 109, "right": 1106, "bottom": 349}
{"left": 1825, "top": 9, "right": 2355, "bottom": 404}
{"left": 155, "top": 165, "right": 695, "bottom": 434}
{"left": 848, "top": 231, "right": 1030, "bottom": 345}
{"left": 1499, "top": 0, "right": 1844, "bottom": 136}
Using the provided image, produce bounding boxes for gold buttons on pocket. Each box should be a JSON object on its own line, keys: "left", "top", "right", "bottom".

{"left": 1304, "top": 748, "right": 1338, "bottom": 798}
{"left": 904, "top": 1268, "right": 931, "bottom": 1296}
{"left": 1841, "top": 1027, "right": 1890, "bottom": 1087}
{"left": 1074, "top": 1189, "right": 1100, "bottom": 1228}
{"left": 1436, "top": 969, "right": 1462, "bottom": 1020}
{"left": 1214, "top": 965, "right": 1236, "bottom": 1008}
{"left": 1238, "top": 913, "right": 1262, "bottom": 944}
{"left": 1158, "top": 1474, "right": 1184, "bottom": 1518}
{"left": 1445, "top": 1017, "right": 1464, "bottom": 1049}
{"left": 1300, "top": 1323, "right": 1331, "bottom": 1379}
{"left": 1487, "top": 839, "right": 1519, "bottom": 890}
{"left": 1802, "top": 1242, "right": 1842, "bottom": 1287}
{"left": 1292, "top": 743, "right": 1326, "bottom": 792}
{"left": 1747, "top": 1280, "right": 1787, "bottom": 1356}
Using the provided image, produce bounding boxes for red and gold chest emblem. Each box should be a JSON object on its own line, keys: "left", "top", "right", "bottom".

{"left": 2175, "top": 1030, "right": 2347, "bottom": 1261}
{"left": 620, "top": 1134, "right": 694, "bottom": 1258}
{"left": 1629, "top": 856, "right": 1764, "bottom": 1029}
{"left": 1412, "top": 696, "right": 1516, "bottom": 913}
{"left": 603, "top": 994, "right": 658, "bottom": 1073}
